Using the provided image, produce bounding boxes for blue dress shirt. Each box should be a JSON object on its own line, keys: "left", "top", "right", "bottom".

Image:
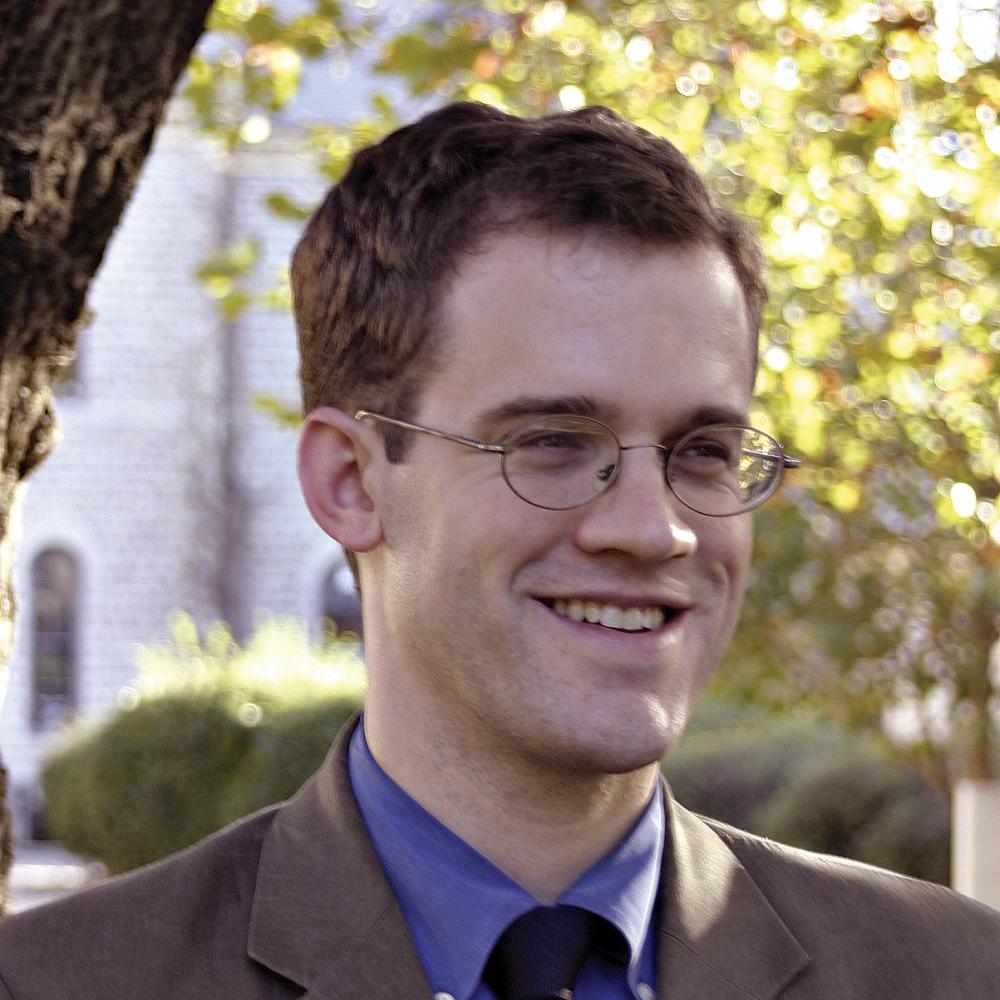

{"left": 348, "top": 720, "right": 663, "bottom": 1000}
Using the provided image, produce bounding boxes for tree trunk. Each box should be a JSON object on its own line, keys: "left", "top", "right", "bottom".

{"left": 0, "top": 0, "right": 215, "bottom": 914}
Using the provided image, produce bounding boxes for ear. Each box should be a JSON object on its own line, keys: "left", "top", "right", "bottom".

{"left": 297, "top": 407, "right": 383, "bottom": 553}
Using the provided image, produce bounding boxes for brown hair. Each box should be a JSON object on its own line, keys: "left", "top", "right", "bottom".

{"left": 291, "top": 102, "right": 767, "bottom": 575}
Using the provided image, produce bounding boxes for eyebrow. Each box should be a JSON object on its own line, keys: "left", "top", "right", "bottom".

{"left": 473, "top": 395, "right": 617, "bottom": 435}
{"left": 472, "top": 395, "right": 750, "bottom": 440}
{"left": 678, "top": 405, "right": 751, "bottom": 430}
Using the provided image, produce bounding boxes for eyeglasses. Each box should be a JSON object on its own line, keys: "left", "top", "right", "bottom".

{"left": 355, "top": 410, "right": 800, "bottom": 516}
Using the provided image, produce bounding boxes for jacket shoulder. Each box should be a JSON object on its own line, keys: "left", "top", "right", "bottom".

{"left": 704, "top": 815, "right": 1000, "bottom": 979}
{"left": 0, "top": 806, "right": 285, "bottom": 1000}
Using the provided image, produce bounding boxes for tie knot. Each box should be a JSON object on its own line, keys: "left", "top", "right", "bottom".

{"left": 485, "top": 905, "right": 597, "bottom": 1000}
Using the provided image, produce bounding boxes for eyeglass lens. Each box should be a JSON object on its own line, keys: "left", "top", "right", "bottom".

{"left": 501, "top": 417, "right": 784, "bottom": 514}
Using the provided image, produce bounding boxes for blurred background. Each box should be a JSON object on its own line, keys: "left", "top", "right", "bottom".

{"left": 2, "top": 0, "right": 998, "bottom": 911}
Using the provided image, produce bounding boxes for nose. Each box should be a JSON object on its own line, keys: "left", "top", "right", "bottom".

{"left": 573, "top": 445, "right": 698, "bottom": 561}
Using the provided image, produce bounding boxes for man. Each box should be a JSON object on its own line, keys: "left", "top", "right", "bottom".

{"left": 1, "top": 102, "right": 997, "bottom": 999}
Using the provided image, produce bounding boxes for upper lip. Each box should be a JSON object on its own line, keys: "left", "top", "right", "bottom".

{"left": 534, "top": 591, "right": 693, "bottom": 610}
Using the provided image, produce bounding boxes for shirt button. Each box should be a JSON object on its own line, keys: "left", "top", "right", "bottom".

{"left": 434, "top": 993, "right": 455, "bottom": 1000}
{"left": 638, "top": 984, "right": 655, "bottom": 1000}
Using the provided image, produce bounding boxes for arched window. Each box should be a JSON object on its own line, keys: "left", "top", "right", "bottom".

{"left": 30, "top": 548, "right": 78, "bottom": 730}
{"left": 319, "top": 562, "right": 363, "bottom": 641}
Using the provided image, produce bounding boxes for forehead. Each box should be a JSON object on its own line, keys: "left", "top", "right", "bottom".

{"left": 423, "top": 230, "right": 755, "bottom": 430}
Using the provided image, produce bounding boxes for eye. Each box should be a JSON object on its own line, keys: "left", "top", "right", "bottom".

{"left": 668, "top": 428, "right": 746, "bottom": 482}
{"left": 508, "top": 425, "right": 609, "bottom": 474}
{"left": 678, "top": 437, "right": 735, "bottom": 464}
{"left": 519, "top": 431, "right": 588, "bottom": 450}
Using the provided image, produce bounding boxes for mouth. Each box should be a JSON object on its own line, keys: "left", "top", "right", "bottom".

{"left": 536, "top": 598, "right": 686, "bottom": 633}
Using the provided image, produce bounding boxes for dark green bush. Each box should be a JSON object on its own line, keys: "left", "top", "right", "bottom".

{"left": 221, "top": 698, "right": 362, "bottom": 820}
{"left": 41, "top": 615, "right": 365, "bottom": 873}
{"left": 663, "top": 713, "right": 848, "bottom": 830}
{"left": 754, "top": 749, "right": 951, "bottom": 883}
{"left": 43, "top": 695, "right": 254, "bottom": 873}
{"left": 665, "top": 701, "right": 951, "bottom": 884}
{"left": 42, "top": 693, "right": 362, "bottom": 873}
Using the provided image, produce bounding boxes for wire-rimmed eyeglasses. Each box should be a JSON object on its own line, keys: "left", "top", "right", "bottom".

{"left": 355, "top": 410, "right": 801, "bottom": 516}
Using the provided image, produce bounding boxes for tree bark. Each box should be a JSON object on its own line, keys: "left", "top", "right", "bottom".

{"left": 0, "top": 0, "right": 215, "bottom": 914}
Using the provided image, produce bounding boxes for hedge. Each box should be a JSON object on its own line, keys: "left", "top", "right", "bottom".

{"left": 663, "top": 704, "right": 950, "bottom": 884}
{"left": 41, "top": 614, "right": 365, "bottom": 873}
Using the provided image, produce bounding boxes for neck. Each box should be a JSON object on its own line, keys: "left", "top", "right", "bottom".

{"left": 363, "top": 701, "right": 659, "bottom": 902}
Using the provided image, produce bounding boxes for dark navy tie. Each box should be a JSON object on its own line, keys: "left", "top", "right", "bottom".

{"left": 485, "top": 905, "right": 597, "bottom": 1000}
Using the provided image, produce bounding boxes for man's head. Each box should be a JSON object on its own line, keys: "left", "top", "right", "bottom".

{"left": 294, "top": 103, "right": 767, "bottom": 780}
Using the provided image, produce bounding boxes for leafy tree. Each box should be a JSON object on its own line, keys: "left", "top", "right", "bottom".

{"left": 0, "top": 0, "right": 218, "bottom": 912}
{"left": 188, "top": 0, "right": 1000, "bottom": 784}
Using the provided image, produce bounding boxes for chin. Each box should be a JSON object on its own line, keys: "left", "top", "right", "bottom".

{"left": 549, "top": 712, "right": 686, "bottom": 777}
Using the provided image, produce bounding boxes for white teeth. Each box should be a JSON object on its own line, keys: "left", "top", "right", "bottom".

{"left": 599, "top": 606, "right": 624, "bottom": 628}
{"left": 642, "top": 607, "right": 665, "bottom": 630}
{"left": 555, "top": 599, "right": 587, "bottom": 622}
{"left": 549, "top": 600, "right": 669, "bottom": 632}
{"left": 622, "top": 608, "right": 644, "bottom": 631}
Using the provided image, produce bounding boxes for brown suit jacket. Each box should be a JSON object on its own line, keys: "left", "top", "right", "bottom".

{"left": 1, "top": 720, "right": 998, "bottom": 999}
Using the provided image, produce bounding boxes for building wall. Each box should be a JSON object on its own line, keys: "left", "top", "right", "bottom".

{"left": 0, "top": 113, "right": 349, "bottom": 843}
{"left": 224, "top": 140, "right": 341, "bottom": 636}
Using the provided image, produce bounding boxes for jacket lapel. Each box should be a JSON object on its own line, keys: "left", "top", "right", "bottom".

{"left": 247, "top": 717, "right": 433, "bottom": 1000}
{"left": 657, "top": 788, "right": 811, "bottom": 1000}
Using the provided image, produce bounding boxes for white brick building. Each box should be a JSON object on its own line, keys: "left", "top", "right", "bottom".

{"left": 0, "top": 110, "right": 364, "bottom": 843}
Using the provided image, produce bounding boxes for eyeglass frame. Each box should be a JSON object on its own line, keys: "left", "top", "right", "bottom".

{"left": 354, "top": 409, "right": 801, "bottom": 516}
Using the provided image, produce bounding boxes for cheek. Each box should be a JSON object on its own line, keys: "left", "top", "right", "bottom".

{"left": 733, "top": 520, "right": 754, "bottom": 580}
{"left": 704, "top": 519, "right": 753, "bottom": 592}
{"left": 377, "top": 475, "right": 454, "bottom": 607}
{"left": 381, "top": 455, "right": 575, "bottom": 604}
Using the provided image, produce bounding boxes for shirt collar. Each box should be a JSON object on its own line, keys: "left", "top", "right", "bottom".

{"left": 348, "top": 718, "right": 664, "bottom": 1000}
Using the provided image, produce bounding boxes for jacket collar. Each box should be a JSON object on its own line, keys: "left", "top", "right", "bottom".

{"left": 247, "top": 717, "right": 432, "bottom": 1000}
{"left": 248, "top": 718, "right": 810, "bottom": 999}
{"left": 656, "top": 795, "right": 811, "bottom": 998}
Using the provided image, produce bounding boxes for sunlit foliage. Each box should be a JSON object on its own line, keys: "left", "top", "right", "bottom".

{"left": 121, "top": 611, "right": 366, "bottom": 717}
{"left": 186, "top": 0, "right": 1000, "bottom": 780}
{"left": 185, "top": 0, "right": 365, "bottom": 148}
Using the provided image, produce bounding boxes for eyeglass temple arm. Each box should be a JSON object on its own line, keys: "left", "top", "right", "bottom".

{"left": 355, "top": 410, "right": 505, "bottom": 454}
{"left": 742, "top": 447, "right": 801, "bottom": 470}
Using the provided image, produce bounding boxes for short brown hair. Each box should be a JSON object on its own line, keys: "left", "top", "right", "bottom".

{"left": 292, "top": 101, "right": 766, "bottom": 429}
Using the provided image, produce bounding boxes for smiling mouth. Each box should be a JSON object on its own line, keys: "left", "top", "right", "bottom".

{"left": 537, "top": 599, "right": 684, "bottom": 633}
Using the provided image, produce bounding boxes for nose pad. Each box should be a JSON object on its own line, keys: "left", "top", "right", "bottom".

{"left": 575, "top": 445, "right": 697, "bottom": 559}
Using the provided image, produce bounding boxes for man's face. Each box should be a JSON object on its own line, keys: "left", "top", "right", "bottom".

{"left": 366, "top": 230, "right": 755, "bottom": 776}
